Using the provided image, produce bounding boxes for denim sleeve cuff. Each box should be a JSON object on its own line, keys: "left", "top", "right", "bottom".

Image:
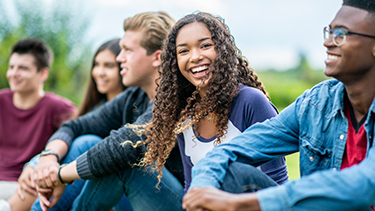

{"left": 24, "top": 154, "right": 40, "bottom": 169}
{"left": 76, "top": 152, "right": 97, "bottom": 180}
{"left": 189, "top": 175, "right": 220, "bottom": 190}
{"left": 257, "top": 184, "right": 290, "bottom": 211}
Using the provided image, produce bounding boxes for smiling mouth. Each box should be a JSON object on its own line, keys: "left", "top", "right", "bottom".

{"left": 327, "top": 54, "right": 340, "bottom": 61}
{"left": 96, "top": 80, "right": 108, "bottom": 85}
{"left": 120, "top": 68, "right": 128, "bottom": 75}
{"left": 191, "top": 65, "right": 209, "bottom": 76}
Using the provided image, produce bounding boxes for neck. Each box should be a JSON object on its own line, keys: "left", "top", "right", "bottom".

{"left": 106, "top": 89, "right": 123, "bottom": 101}
{"left": 141, "top": 80, "right": 157, "bottom": 103}
{"left": 344, "top": 74, "right": 375, "bottom": 123}
{"left": 199, "top": 89, "right": 207, "bottom": 98}
{"left": 13, "top": 87, "right": 45, "bottom": 110}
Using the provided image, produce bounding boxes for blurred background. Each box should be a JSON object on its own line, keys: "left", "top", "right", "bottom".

{"left": 0, "top": 0, "right": 344, "bottom": 180}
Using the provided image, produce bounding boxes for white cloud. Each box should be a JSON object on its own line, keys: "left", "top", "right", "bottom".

{"left": 244, "top": 47, "right": 298, "bottom": 71}
{"left": 94, "top": 0, "right": 224, "bottom": 15}
{"left": 86, "top": 0, "right": 342, "bottom": 70}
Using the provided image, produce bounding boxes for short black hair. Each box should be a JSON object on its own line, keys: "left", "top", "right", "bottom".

{"left": 11, "top": 38, "right": 53, "bottom": 71}
{"left": 343, "top": 0, "right": 375, "bottom": 12}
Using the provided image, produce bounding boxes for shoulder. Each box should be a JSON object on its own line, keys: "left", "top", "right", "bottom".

{"left": 304, "top": 79, "right": 341, "bottom": 96}
{"left": 43, "top": 93, "right": 76, "bottom": 113}
{"left": 237, "top": 85, "right": 268, "bottom": 100}
{"left": 0, "top": 89, "right": 12, "bottom": 97}
{"left": 114, "top": 87, "right": 148, "bottom": 102}
{"left": 229, "top": 85, "right": 277, "bottom": 128}
{"left": 293, "top": 79, "right": 344, "bottom": 117}
{"left": 44, "top": 93, "right": 75, "bottom": 106}
{"left": 0, "top": 89, "right": 13, "bottom": 105}
{"left": 297, "top": 79, "right": 343, "bottom": 105}
{"left": 233, "top": 85, "right": 272, "bottom": 109}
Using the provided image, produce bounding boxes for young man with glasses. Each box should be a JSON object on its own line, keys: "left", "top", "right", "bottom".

{"left": 183, "top": 0, "right": 375, "bottom": 210}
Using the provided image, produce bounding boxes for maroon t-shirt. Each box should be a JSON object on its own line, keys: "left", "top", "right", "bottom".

{"left": 0, "top": 89, "right": 76, "bottom": 181}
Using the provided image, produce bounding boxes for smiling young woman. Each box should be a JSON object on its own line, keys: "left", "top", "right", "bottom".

{"left": 138, "top": 12, "right": 289, "bottom": 195}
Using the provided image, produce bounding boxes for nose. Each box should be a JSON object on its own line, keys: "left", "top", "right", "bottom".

{"left": 7, "top": 67, "right": 18, "bottom": 76}
{"left": 323, "top": 34, "right": 335, "bottom": 48}
{"left": 116, "top": 50, "right": 126, "bottom": 63}
{"left": 97, "top": 66, "right": 106, "bottom": 76}
{"left": 190, "top": 48, "right": 203, "bottom": 63}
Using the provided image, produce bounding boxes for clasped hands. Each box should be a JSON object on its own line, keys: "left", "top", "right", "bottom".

{"left": 32, "top": 158, "right": 66, "bottom": 211}
{"left": 182, "top": 186, "right": 261, "bottom": 211}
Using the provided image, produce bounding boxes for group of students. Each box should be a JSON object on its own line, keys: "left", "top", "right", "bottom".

{"left": 1, "top": 0, "right": 375, "bottom": 210}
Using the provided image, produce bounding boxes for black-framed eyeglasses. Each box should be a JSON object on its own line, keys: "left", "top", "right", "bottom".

{"left": 323, "top": 26, "right": 375, "bottom": 46}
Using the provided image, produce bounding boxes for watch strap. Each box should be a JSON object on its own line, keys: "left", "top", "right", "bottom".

{"left": 40, "top": 149, "right": 60, "bottom": 163}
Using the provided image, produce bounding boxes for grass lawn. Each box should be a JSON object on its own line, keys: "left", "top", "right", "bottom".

{"left": 285, "top": 152, "right": 300, "bottom": 180}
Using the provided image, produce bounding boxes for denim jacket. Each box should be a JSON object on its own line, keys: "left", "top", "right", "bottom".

{"left": 190, "top": 79, "right": 375, "bottom": 210}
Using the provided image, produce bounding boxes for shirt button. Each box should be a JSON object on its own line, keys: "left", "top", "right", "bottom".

{"left": 332, "top": 167, "right": 337, "bottom": 171}
{"left": 340, "top": 134, "right": 345, "bottom": 140}
{"left": 309, "top": 156, "right": 314, "bottom": 162}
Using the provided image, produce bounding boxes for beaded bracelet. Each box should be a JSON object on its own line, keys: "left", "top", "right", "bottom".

{"left": 58, "top": 164, "right": 73, "bottom": 185}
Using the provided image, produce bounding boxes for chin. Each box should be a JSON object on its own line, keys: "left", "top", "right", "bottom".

{"left": 323, "top": 68, "right": 335, "bottom": 78}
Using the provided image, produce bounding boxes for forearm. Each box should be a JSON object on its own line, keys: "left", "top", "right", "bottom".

{"left": 79, "top": 127, "right": 146, "bottom": 179}
{"left": 257, "top": 155, "right": 375, "bottom": 211}
{"left": 231, "top": 193, "right": 261, "bottom": 211}
{"left": 43, "top": 139, "right": 69, "bottom": 162}
{"left": 190, "top": 105, "right": 300, "bottom": 190}
{"left": 59, "top": 160, "right": 80, "bottom": 183}
{"left": 77, "top": 106, "right": 152, "bottom": 179}
{"left": 183, "top": 187, "right": 261, "bottom": 211}
{"left": 47, "top": 96, "right": 125, "bottom": 148}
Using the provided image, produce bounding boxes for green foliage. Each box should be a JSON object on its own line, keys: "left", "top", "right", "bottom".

{"left": 257, "top": 52, "right": 329, "bottom": 111}
{"left": 0, "top": 0, "right": 93, "bottom": 104}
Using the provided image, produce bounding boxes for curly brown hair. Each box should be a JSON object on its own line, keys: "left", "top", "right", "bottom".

{"left": 139, "top": 12, "right": 270, "bottom": 181}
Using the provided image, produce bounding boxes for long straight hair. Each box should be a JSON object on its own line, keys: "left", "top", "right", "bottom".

{"left": 75, "top": 39, "right": 125, "bottom": 118}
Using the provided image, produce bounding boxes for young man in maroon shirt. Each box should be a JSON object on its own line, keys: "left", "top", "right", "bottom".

{"left": 0, "top": 38, "right": 76, "bottom": 202}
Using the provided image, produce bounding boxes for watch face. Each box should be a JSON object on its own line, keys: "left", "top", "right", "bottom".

{"left": 40, "top": 150, "right": 59, "bottom": 162}
{"left": 41, "top": 149, "right": 53, "bottom": 155}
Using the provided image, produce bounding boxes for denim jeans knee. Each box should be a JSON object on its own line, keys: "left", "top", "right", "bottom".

{"left": 221, "top": 162, "right": 278, "bottom": 193}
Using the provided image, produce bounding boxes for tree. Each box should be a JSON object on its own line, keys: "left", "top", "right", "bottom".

{"left": 257, "top": 52, "right": 327, "bottom": 111}
{"left": 0, "top": 0, "right": 93, "bottom": 104}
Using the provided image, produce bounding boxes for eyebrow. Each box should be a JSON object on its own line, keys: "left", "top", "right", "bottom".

{"left": 18, "top": 65, "right": 30, "bottom": 69}
{"left": 329, "top": 24, "right": 349, "bottom": 29}
{"left": 176, "top": 37, "right": 211, "bottom": 47}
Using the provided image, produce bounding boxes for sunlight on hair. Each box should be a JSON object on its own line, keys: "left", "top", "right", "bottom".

{"left": 120, "top": 123, "right": 149, "bottom": 148}
{"left": 120, "top": 140, "right": 144, "bottom": 148}
{"left": 173, "top": 118, "right": 193, "bottom": 135}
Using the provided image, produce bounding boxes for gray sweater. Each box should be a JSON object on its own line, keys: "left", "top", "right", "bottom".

{"left": 49, "top": 87, "right": 184, "bottom": 184}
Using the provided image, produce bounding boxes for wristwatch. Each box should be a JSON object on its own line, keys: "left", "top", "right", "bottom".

{"left": 40, "top": 149, "right": 60, "bottom": 162}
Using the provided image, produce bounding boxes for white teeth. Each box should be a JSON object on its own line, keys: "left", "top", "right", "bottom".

{"left": 327, "top": 55, "right": 339, "bottom": 60}
{"left": 191, "top": 66, "right": 208, "bottom": 73}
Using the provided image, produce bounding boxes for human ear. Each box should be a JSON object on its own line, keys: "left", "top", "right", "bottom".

{"left": 39, "top": 68, "right": 49, "bottom": 83}
{"left": 152, "top": 50, "right": 162, "bottom": 67}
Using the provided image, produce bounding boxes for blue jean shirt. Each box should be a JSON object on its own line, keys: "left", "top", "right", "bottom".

{"left": 190, "top": 79, "right": 375, "bottom": 210}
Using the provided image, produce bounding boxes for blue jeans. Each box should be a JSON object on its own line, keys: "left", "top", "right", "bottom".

{"left": 31, "top": 135, "right": 133, "bottom": 211}
{"left": 72, "top": 165, "right": 185, "bottom": 211}
{"left": 221, "top": 162, "right": 278, "bottom": 193}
